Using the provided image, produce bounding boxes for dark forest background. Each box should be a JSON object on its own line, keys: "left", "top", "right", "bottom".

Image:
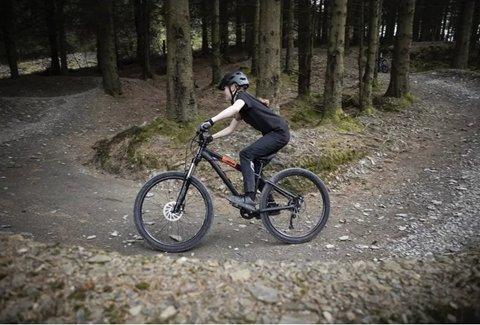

{"left": 1, "top": 0, "right": 479, "bottom": 121}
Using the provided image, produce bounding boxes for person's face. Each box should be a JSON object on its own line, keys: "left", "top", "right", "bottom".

{"left": 223, "top": 84, "right": 236, "bottom": 101}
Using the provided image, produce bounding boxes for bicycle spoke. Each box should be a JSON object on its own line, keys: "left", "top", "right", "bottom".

{"left": 139, "top": 175, "right": 209, "bottom": 247}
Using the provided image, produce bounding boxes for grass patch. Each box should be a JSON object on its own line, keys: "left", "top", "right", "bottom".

{"left": 104, "top": 303, "right": 124, "bottom": 323}
{"left": 299, "top": 148, "right": 366, "bottom": 176}
{"left": 93, "top": 115, "right": 208, "bottom": 173}
{"left": 283, "top": 93, "right": 323, "bottom": 129}
{"left": 135, "top": 282, "right": 150, "bottom": 290}
{"left": 375, "top": 93, "right": 415, "bottom": 112}
{"left": 321, "top": 113, "right": 364, "bottom": 132}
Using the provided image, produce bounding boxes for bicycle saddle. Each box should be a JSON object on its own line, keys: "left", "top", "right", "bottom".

{"left": 257, "top": 153, "right": 276, "bottom": 164}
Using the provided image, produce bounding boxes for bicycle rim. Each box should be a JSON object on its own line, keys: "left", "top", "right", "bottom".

{"left": 135, "top": 173, "right": 212, "bottom": 251}
{"left": 261, "top": 168, "right": 330, "bottom": 242}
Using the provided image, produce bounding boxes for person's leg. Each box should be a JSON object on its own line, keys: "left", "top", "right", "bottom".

{"left": 239, "top": 131, "right": 288, "bottom": 201}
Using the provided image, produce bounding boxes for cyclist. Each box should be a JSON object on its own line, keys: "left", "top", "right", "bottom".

{"left": 197, "top": 71, "right": 290, "bottom": 211}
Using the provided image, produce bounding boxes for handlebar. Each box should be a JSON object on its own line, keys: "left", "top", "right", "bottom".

{"left": 195, "top": 130, "right": 212, "bottom": 145}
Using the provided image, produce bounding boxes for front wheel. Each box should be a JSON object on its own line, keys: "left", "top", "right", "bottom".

{"left": 260, "top": 168, "right": 330, "bottom": 244}
{"left": 133, "top": 171, "right": 214, "bottom": 252}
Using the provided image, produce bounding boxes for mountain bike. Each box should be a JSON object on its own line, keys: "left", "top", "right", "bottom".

{"left": 133, "top": 131, "right": 330, "bottom": 252}
{"left": 378, "top": 52, "right": 390, "bottom": 73}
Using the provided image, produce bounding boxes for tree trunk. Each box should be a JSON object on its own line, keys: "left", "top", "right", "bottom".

{"left": 345, "top": 0, "right": 353, "bottom": 49}
{"left": 55, "top": 0, "right": 68, "bottom": 74}
{"left": 220, "top": 0, "right": 229, "bottom": 55}
{"left": 361, "top": 0, "right": 381, "bottom": 113}
{"left": 96, "top": 0, "right": 122, "bottom": 96}
{"left": 453, "top": 0, "right": 475, "bottom": 69}
{"left": 251, "top": 0, "right": 260, "bottom": 75}
{"left": 384, "top": 0, "right": 397, "bottom": 44}
{"left": 0, "top": 0, "right": 19, "bottom": 78}
{"left": 358, "top": 0, "right": 365, "bottom": 108}
{"left": 134, "top": 0, "right": 153, "bottom": 79}
{"left": 385, "top": 0, "right": 415, "bottom": 98}
{"left": 211, "top": 0, "right": 222, "bottom": 85}
{"left": 471, "top": 2, "right": 480, "bottom": 52}
{"left": 201, "top": 0, "right": 209, "bottom": 54}
{"left": 322, "top": 0, "right": 331, "bottom": 44}
{"left": 284, "top": 0, "right": 294, "bottom": 74}
{"left": 235, "top": 0, "right": 243, "bottom": 49}
{"left": 316, "top": 0, "right": 325, "bottom": 44}
{"left": 412, "top": 0, "right": 421, "bottom": 41}
{"left": 441, "top": 0, "right": 450, "bottom": 41}
{"left": 323, "top": 0, "right": 348, "bottom": 119}
{"left": 256, "top": 0, "right": 281, "bottom": 109}
{"left": 298, "top": 0, "right": 313, "bottom": 96}
{"left": 46, "top": 0, "right": 60, "bottom": 74}
{"left": 245, "top": 0, "right": 255, "bottom": 55}
{"left": 166, "top": 0, "right": 197, "bottom": 121}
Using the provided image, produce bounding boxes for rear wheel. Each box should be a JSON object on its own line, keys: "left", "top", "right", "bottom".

{"left": 133, "top": 171, "right": 213, "bottom": 252}
{"left": 259, "top": 168, "right": 330, "bottom": 244}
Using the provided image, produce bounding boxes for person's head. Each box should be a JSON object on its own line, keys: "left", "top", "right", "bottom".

{"left": 218, "top": 71, "right": 249, "bottom": 103}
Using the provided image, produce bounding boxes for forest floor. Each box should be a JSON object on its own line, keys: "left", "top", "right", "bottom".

{"left": 0, "top": 50, "right": 479, "bottom": 321}
{"left": 0, "top": 50, "right": 479, "bottom": 262}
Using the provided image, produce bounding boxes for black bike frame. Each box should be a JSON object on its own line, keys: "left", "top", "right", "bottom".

{"left": 173, "top": 139, "right": 297, "bottom": 213}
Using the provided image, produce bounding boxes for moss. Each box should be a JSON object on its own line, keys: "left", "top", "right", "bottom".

{"left": 104, "top": 303, "right": 124, "bottom": 323}
{"left": 280, "top": 72, "right": 297, "bottom": 88}
{"left": 284, "top": 93, "right": 324, "bottom": 129}
{"left": 135, "top": 282, "right": 150, "bottom": 290}
{"left": 375, "top": 93, "right": 415, "bottom": 112}
{"left": 410, "top": 44, "right": 454, "bottom": 72}
{"left": 299, "top": 148, "right": 366, "bottom": 176}
{"left": 93, "top": 115, "right": 206, "bottom": 174}
{"left": 321, "top": 113, "right": 364, "bottom": 132}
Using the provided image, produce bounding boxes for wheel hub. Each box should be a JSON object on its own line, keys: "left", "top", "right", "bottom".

{"left": 163, "top": 201, "right": 183, "bottom": 221}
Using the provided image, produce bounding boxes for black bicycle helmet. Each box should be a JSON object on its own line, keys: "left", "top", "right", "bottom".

{"left": 218, "top": 70, "right": 249, "bottom": 90}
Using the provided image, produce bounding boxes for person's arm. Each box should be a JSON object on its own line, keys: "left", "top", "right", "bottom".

{"left": 212, "top": 116, "right": 240, "bottom": 139}
{"left": 211, "top": 99, "right": 245, "bottom": 123}
{"left": 198, "top": 99, "right": 245, "bottom": 132}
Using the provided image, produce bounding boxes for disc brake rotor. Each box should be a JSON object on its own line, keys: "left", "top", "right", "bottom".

{"left": 163, "top": 201, "right": 183, "bottom": 221}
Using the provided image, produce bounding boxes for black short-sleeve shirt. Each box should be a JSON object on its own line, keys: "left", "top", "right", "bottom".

{"left": 235, "top": 92, "right": 288, "bottom": 135}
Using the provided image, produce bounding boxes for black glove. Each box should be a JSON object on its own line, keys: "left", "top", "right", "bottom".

{"left": 198, "top": 118, "right": 214, "bottom": 133}
{"left": 205, "top": 134, "right": 213, "bottom": 143}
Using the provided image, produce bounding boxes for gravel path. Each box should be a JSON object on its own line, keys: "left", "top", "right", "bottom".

{"left": 1, "top": 233, "right": 479, "bottom": 323}
{"left": 0, "top": 71, "right": 479, "bottom": 263}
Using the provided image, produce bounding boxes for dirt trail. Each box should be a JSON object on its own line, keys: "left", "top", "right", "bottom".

{"left": 0, "top": 71, "right": 479, "bottom": 262}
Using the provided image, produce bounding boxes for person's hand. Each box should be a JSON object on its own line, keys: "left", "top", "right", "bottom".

{"left": 205, "top": 134, "right": 213, "bottom": 144}
{"left": 197, "top": 119, "right": 214, "bottom": 133}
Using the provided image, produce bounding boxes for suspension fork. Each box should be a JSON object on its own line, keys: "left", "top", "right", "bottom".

{"left": 173, "top": 144, "right": 204, "bottom": 213}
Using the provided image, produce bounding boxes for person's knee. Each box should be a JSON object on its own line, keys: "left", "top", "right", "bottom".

{"left": 239, "top": 148, "right": 253, "bottom": 160}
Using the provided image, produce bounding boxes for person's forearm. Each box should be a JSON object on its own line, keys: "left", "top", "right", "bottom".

{"left": 211, "top": 105, "right": 239, "bottom": 123}
{"left": 212, "top": 126, "right": 234, "bottom": 139}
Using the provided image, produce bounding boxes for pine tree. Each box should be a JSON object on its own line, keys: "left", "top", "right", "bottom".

{"left": 298, "top": 0, "right": 313, "bottom": 96}
{"left": 284, "top": 0, "right": 294, "bottom": 74}
{"left": 453, "top": 0, "right": 475, "bottom": 69}
{"left": 96, "top": 0, "right": 122, "bottom": 96}
{"left": 211, "top": 0, "right": 222, "bottom": 85}
{"left": 46, "top": 0, "right": 61, "bottom": 74}
{"left": 251, "top": 0, "right": 260, "bottom": 75}
{"left": 201, "top": 0, "right": 210, "bottom": 54}
{"left": 361, "top": 0, "right": 381, "bottom": 113}
{"left": 166, "top": 0, "right": 197, "bottom": 121}
{"left": 56, "top": 0, "right": 68, "bottom": 74}
{"left": 384, "top": 0, "right": 415, "bottom": 98}
{"left": 256, "top": 0, "right": 282, "bottom": 108}
{"left": 323, "top": 0, "right": 348, "bottom": 119}
{"left": 134, "top": 0, "right": 153, "bottom": 79}
{"left": 0, "top": 0, "right": 19, "bottom": 78}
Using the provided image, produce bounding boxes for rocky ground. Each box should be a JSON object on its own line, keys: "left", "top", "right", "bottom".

{"left": 0, "top": 50, "right": 479, "bottom": 321}
{"left": 1, "top": 233, "right": 479, "bottom": 323}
